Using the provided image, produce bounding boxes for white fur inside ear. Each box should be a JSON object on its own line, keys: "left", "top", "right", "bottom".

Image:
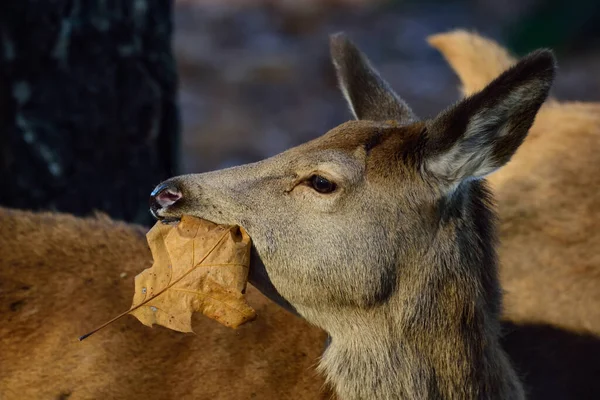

{"left": 427, "top": 81, "right": 540, "bottom": 183}
{"left": 427, "top": 106, "right": 505, "bottom": 181}
{"left": 339, "top": 80, "right": 359, "bottom": 120}
{"left": 331, "top": 57, "right": 361, "bottom": 120}
{"left": 427, "top": 138, "right": 497, "bottom": 183}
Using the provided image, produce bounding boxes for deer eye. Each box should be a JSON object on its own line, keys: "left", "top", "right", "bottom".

{"left": 309, "top": 175, "right": 337, "bottom": 194}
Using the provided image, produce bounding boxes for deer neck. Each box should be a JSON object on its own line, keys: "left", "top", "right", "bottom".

{"left": 311, "top": 187, "right": 525, "bottom": 400}
{"left": 315, "top": 303, "right": 524, "bottom": 400}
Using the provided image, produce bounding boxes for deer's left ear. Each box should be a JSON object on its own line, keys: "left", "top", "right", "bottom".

{"left": 330, "top": 33, "right": 416, "bottom": 123}
{"left": 424, "top": 49, "right": 556, "bottom": 185}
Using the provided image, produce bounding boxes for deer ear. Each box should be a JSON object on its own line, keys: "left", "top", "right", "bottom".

{"left": 329, "top": 33, "right": 416, "bottom": 123}
{"left": 424, "top": 49, "right": 556, "bottom": 185}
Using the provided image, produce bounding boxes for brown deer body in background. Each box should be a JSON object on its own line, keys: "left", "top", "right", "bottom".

{"left": 0, "top": 207, "right": 328, "bottom": 400}
{"left": 150, "top": 32, "right": 556, "bottom": 399}
{"left": 2, "top": 31, "right": 599, "bottom": 400}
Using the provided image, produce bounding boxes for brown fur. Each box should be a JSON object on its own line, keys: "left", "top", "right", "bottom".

{"left": 498, "top": 102, "right": 600, "bottom": 334}
{"left": 0, "top": 207, "right": 328, "bottom": 400}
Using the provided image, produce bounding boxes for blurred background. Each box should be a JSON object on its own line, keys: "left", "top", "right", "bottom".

{"left": 1, "top": 0, "right": 599, "bottom": 226}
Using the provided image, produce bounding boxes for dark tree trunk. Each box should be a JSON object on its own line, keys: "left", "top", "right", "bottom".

{"left": 0, "top": 0, "right": 180, "bottom": 227}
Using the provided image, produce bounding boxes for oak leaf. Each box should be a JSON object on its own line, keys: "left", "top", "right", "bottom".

{"left": 130, "top": 216, "right": 256, "bottom": 331}
{"left": 79, "top": 216, "right": 256, "bottom": 341}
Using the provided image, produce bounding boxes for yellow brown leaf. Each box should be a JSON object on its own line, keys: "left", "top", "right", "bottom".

{"left": 130, "top": 216, "right": 256, "bottom": 331}
{"left": 79, "top": 216, "right": 256, "bottom": 340}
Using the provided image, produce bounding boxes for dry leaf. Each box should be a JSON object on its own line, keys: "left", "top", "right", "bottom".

{"left": 79, "top": 216, "right": 256, "bottom": 341}
{"left": 130, "top": 216, "right": 256, "bottom": 331}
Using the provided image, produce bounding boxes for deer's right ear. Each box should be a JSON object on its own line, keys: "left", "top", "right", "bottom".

{"left": 330, "top": 33, "right": 416, "bottom": 123}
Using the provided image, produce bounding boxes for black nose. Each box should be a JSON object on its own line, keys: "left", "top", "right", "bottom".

{"left": 149, "top": 183, "right": 182, "bottom": 216}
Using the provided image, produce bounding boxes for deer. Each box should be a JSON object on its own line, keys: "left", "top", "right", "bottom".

{"left": 148, "top": 31, "right": 558, "bottom": 399}
{"left": 2, "top": 31, "right": 599, "bottom": 400}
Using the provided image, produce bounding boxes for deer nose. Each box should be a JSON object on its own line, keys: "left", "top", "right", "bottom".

{"left": 150, "top": 183, "right": 182, "bottom": 211}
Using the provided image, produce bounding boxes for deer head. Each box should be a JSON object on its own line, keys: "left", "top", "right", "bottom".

{"left": 149, "top": 33, "right": 555, "bottom": 398}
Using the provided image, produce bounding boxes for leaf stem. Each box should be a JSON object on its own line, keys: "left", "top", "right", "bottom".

{"left": 79, "top": 227, "right": 233, "bottom": 341}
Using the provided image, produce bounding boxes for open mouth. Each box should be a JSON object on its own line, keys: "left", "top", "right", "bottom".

{"left": 149, "top": 207, "right": 181, "bottom": 224}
